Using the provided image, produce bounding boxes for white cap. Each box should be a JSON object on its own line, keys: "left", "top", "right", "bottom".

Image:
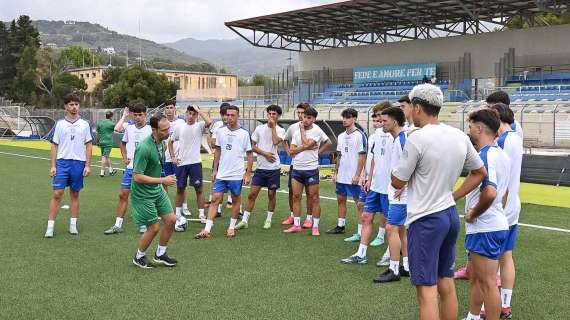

{"left": 409, "top": 83, "right": 443, "bottom": 108}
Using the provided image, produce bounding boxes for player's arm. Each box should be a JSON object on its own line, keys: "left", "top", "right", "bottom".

{"left": 212, "top": 146, "right": 221, "bottom": 178}
{"left": 197, "top": 106, "right": 212, "bottom": 127}
{"left": 244, "top": 151, "right": 254, "bottom": 185}
{"left": 465, "top": 185, "right": 497, "bottom": 222}
{"left": 289, "top": 142, "right": 312, "bottom": 156}
{"left": 333, "top": 152, "right": 341, "bottom": 182}
{"left": 502, "top": 189, "right": 509, "bottom": 208}
{"left": 270, "top": 121, "right": 282, "bottom": 145}
{"left": 84, "top": 142, "right": 93, "bottom": 177}
{"left": 319, "top": 138, "right": 331, "bottom": 155}
{"left": 353, "top": 153, "right": 366, "bottom": 185}
{"left": 119, "top": 142, "right": 128, "bottom": 165}
{"left": 114, "top": 107, "right": 129, "bottom": 133}
{"left": 49, "top": 142, "right": 58, "bottom": 177}
{"left": 365, "top": 158, "right": 375, "bottom": 191}
{"left": 133, "top": 173, "right": 175, "bottom": 186}
{"left": 453, "top": 142, "right": 487, "bottom": 201}
{"left": 168, "top": 138, "right": 176, "bottom": 164}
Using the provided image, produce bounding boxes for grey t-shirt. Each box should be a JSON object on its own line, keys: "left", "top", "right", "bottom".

{"left": 392, "top": 123, "right": 483, "bottom": 226}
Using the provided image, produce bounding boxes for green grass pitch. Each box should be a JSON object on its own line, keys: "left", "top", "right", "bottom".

{"left": 0, "top": 144, "right": 569, "bottom": 319}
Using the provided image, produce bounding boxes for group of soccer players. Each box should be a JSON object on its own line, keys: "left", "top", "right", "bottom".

{"left": 44, "top": 84, "right": 523, "bottom": 319}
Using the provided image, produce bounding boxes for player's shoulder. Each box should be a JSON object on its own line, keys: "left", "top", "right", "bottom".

{"left": 237, "top": 126, "right": 250, "bottom": 136}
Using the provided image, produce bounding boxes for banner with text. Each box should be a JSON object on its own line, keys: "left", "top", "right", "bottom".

{"left": 353, "top": 63, "right": 436, "bottom": 83}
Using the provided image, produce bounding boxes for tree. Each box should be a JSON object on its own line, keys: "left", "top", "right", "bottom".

{"left": 59, "top": 46, "right": 101, "bottom": 69}
{"left": 251, "top": 74, "right": 269, "bottom": 86}
{"left": 507, "top": 10, "right": 570, "bottom": 29}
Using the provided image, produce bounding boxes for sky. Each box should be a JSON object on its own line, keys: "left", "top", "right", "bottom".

{"left": 0, "top": 0, "right": 342, "bottom": 43}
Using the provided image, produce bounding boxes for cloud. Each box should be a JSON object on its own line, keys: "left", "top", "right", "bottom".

{"left": 0, "top": 0, "right": 340, "bottom": 43}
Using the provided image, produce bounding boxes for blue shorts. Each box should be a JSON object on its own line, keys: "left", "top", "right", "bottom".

{"left": 52, "top": 159, "right": 85, "bottom": 191}
{"left": 363, "top": 191, "right": 389, "bottom": 214}
{"left": 163, "top": 162, "right": 177, "bottom": 176}
{"left": 408, "top": 206, "right": 460, "bottom": 286}
{"left": 387, "top": 204, "right": 407, "bottom": 225}
{"left": 501, "top": 224, "right": 519, "bottom": 252}
{"left": 252, "top": 169, "right": 281, "bottom": 190}
{"left": 291, "top": 169, "right": 319, "bottom": 186}
{"left": 335, "top": 183, "right": 361, "bottom": 198}
{"left": 358, "top": 189, "right": 368, "bottom": 203}
{"left": 176, "top": 163, "right": 203, "bottom": 188}
{"left": 121, "top": 168, "right": 134, "bottom": 189}
{"left": 213, "top": 179, "right": 243, "bottom": 196}
{"left": 465, "top": 230, "right": 509, "bottom": 260}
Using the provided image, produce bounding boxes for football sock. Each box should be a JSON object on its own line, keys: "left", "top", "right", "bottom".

{"left": 501, "top": 288, "right": 513, "bottom": 308}
{"left": 403, "top": 256, "right": 410, "bottom": 271}
{"left": 293, "top": 216, "right": 301, "bottom": 226}
{"left": 205, "top": 219, "right": 213, "bottom": 232}
{"left": 229, "top": 218, "right": 237, "bottom": 229}
{"left": 175, "top": 207, "right": 182, "bottom": 218}
{"left": 357, "top": 243, "right": 368, "bottom": 257}
{"left": 266, "top": 211, "right": 273, "bottom": 221}
{"left": 242, "top": 211, "right": 250, "bottom": 223}
{"left": 136, "top": 249, "right": 145, "bottom": 259}
{"left": 338, "top": 218, "right": 346, "bottom": 227}
{"left": 156, "top": 245, "right": 166, "bottom": 257}
{"left": 305, "top": 214, "right": 313, "bottom": 221}
{"left": 115, "top": 217, "right": 123, "bottom": 228}
{"left": 390, "top": 260, "right": 400, "bottom": 275}
{"left": 357, "top": 224, "right": 362, "bottom": 236}
{"left": 47, "top": 220, "right": 55, "bottom": 229}
{"left": 313, "top": 218, "right": 320, "bottom": 228}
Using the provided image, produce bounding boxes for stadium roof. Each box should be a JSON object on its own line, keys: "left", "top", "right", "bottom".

{"left": 225, "top": 0, "right": 568, "bottom": 52}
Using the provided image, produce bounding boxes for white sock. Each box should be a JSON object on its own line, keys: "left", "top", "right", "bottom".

{"left": 175, "top": 207, "right": 182, "bottom": 218}
{"left": 466, "top": 312, "right": 480, "bottom": 320}
{"left": 156, "top": 245, "right": 167, "bottom": 257}
{"left": 403, "top": 256, "right": 409, "bottom": 271}
{"left": 115, "top": 217, "right": 123, "bottom": 228}
{"left": 198, "top": 208, "right": 205, "bottom": 217}
{"left": 357, "top": 243, "right": 368, "bottom": 257}
{"left": 136, "top": 249, "right": 145, "bottom": 259}
{"left": 313, "top": 218, "right": 320, "bottom": 228}
{"left": 382, "top": 247, "right": 390, "bottom": 259}
{"left": 357, "top": 224, "right": 362, "bottom": 236}
{"left": 290, "top": 212, "right": 294, "bottom": 217}
{"left": 208, "top": 194, "right": 212, "bottom": 202}
{"left": 183, "top": 202, "right": 188, "bottom": 210}
{"left": 108, "top": 162, "right": 113, "bottom": 171}
{"left": 100, "top": 169, "right": 105, "bottom": 175}
{"left": 501, "top": 288, "right": 513, "bottom": 308}
{"left": 338, "top": 218, "right": 346, "bottom": 227}
{"left": 217, "top": 204, "right": 222, "bottom": 213}
{"left": 229, "top": 218, "right": 237, "bottom": 229}
{"left": 242, "top": 211, "right": 251, "bottom": 223}
{"left": 70, "top": 217, "right": 77, "bottom": 227}
{"left": 227, "top": 194, "right": 232, "bottom": 204}
{"left": 47, "top": 220, "right": 55, "bottom": 229}
{"left": 293, "top": 216, "right": 301, "bottom": 226}
{"left": 377, "top": 227, "right": 385, "bottom": 238}
{"left": 390, "top": 260, "right": 400, "bottom": 275}
{"left": 266, "top": 211, "right": 273, "bottom": 221}
{"left": 305, "top": 214, "right": 313, "bottom": 221}
{"left": 205, "top": 219, "right": 214, "bottom": 232}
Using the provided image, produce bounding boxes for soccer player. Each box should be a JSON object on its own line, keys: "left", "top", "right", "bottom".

{"left": 398, "top": 95, "right": 416, "bottom": 132}
{"left": 391, "top": 84, "right": 486, "bottom": 320}
{"left": 194, "top": 105, "right": 253, "bottom": 239}
{"left": 340, "top": 102, "right": 393, "bottom": 264}
{"left": 104, "top": 103, "right": 152, "bottom": 235}
{"left": 282, "top": 102, "right": 330, "bottom": 228}
{"left": 236, "top": 104, "right": 285, "bottom": 230}
{"left": 459, "top": 108, "right": 511, "bottom": 320}
{"left": 207, "top": 103, "right": 231, "bottom": 216}
{"left": 163, "top": 100, "right": 187, "bottom": 210}
{"left": 490, "top": 102, "right": 523, "bottom": 319}
{"left": 96, "top": 110, "right": 117, "bottom": 177}
{"left": 131, "top": 114, "right": 178, "bottom": 269}
{"left": 374, "top": 106, "right": 410, "bottom": 283}
{"left": 114, "top": 106, "right": 133, "bottom": 134}
{"left": 169, "top": 105, "right": 212, "bottom": 229}
{"left": 486, "top": 91, "right": 523, "bottom": 139}
{"left": 326, "top": 108, "right": 366, "bottom": 235}
{"left": 284, "top": 107, "right": 328, "bottom": 236}
{"left": 44, "top": 93, "right": 93, "bottom": 238}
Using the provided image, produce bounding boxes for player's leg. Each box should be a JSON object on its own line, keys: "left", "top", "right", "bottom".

{"left": 105, "top": 169, "right": 133, "bottom": 234}
{"left": 400, "top": 226, "right": 409, "bottom": 275}
{"left": 237, "top": 185, "right": 260, "bottom": 230}
{"left": 284, "top": 176, "right": 304, "bottom": 233}
{"left": 436, "top": 208, "right": 460, "bottom": 320}
{"left": 226, "top": 181, "right": 244, "bottom": 237}
{"left": 264, "top": 188, "right": 277, "bottom": 229}
{"left": 190, "top": 162, "right": 206, "bottom": 221}
{"left": 133, "top": 222, "right": 160, "bottom": 268}
{"left": 195, "top": 179, "right": 226, "bottom": 238}
{"left": 306, "top": 182, "right": 321, "bottom": 236}
{"left": 327, "top": 185, "right": 347, "bottom": 234}
{"left": 467, "top": 263, "right": 484, "bottom": 320}
{"left": 345, "top": 190, "right": 366, "bottom": 242}
{"left": 67, "top": 161, "right": 86, "bottom": 235}
{"left": 194, "top": 185, "right": 206, "bottom": 221}
{"left": 498, "top": 225, "right": 517, "bottom": 318}
{"left": 282, "top": 166, "right": 295, "bottom": 225}
{"left": 99, "top": 147, "right": 108, "bottom": 177}
{"left": 131, "top": 197, "right": 163, "bottom": 268}
{"left": 469, "top": 253, "right": 501, "bottom": 320}
{"left": 154, "top": 213, "right": 177, "bottom": 266}
{"left": 341, "top": 210, "right": 372, "bottom": 264}
{"left": 371, "top": 196, "right": 388, "bottom": 247}
{"left": 45, "top": 189, "right": 65, "bottom": 238}
{"left": 174, "top": 164, "right": 188, "bottom": 220}
{"left": 303, "top": 185, "right": 313, "bottom": 228}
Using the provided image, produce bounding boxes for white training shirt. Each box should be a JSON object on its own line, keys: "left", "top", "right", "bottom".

{"left": 209, "top": 119, "right": 225, "bottom": 140}
{"left": 171, "top": 121, "right": 207, "bottom": 166}
{"left": 49, "top": 118, "right": 93, "bottom": 161}
{"left": 251, "top": 123, "right": 286, "bottom": 170}
{"left": 497, "top": 130, "right": 523, "bottom": 226}
{"left": 336, "top": 128, "right": 367, "bottom": 184}
{"left": 214, "top": 126, "right": 252, "bottom": 180}
{"left": 392, "top": 123, "right": 484, "bottom": 226}
{"left": 387, "top": 130, "right": 408, "bottom": 204}
{"left": 122, "top": 123, "right": 152, "bottom": 170}
{"left": 465, "top": 145, "right": 510, "bottom": 234}
{"left": 511, "top": 120, "right": 524, "bottom": 140}
{"left": 291, "top": 125, "right": 328, "bottom": 171}
{"left": 370, "top": 130, "right": 393, "bottom": 194}
{"left": 165, "top": 117, "right": 185, "bottom": 163}
{"left": 284, "top": 122, "right": 328, "bottom": 143}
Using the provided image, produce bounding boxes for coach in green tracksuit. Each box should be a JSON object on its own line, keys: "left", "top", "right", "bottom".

{"left": 131, "top": 114, "right": 178, "bottom": 269}
{"left": 96, "top": 111, "right": 117, "bottom": 177}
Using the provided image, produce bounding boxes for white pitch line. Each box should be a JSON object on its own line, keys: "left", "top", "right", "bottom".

{"left": 1, "top": 149, "right": 569, "bottom": 233}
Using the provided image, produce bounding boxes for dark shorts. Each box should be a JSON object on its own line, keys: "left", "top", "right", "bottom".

{"left": 213, "top": 179, "right": 243, "bottom": 196}
{"left": 291, "top": 169, "right": 319, "bottom": 186}
{"left": 358, "top": 189, "right": 368, "bottom": 203}
{"left": 52, "top": 159, "right": 85, "bottom": 191}
{"left": 387, "top": 204, "right": 407, "bottom": 225}
{"left": 465, "top": 230, "right": 508, "bottom": 260}
{"left": 176, "top": 163, "right": 203, "bottom": 188}
{"left": 252, "top": 169, "right": 281, "bottom": 190}
{"left": 501, "top": 224, "right": 519, "bottom": 252}
{"left": 100, "top": 145, "right": 112, "bottom": 157}
{"left": 121, "top": 168, "right": 133, "bottom": 189}
{"left": 163, "top": 161, "right": 177, "bottom": 176}
{"left": 335, "top": 183, "right": 361, "bottom": 198}
{"left": 363, "top": 191, "right": 389, "bottom": 214}
{"left": 408, "top": 206, "right": 460, "bottom": 286}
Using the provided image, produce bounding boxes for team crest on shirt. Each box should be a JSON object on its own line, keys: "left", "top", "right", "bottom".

{"left": 402, "top": 149, "right": 408, "bottom": 158}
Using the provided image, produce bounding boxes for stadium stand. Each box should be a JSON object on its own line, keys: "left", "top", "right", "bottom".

{"left": 507, "top": 72, "right": 570, "bottom": 101}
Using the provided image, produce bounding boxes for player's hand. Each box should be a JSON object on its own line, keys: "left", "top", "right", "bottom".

{"left": 193, "top": 105, "right": 202, "bottom": 113}
{"left": 162, "top": 175, "right": 177, "bottom": 186}
{"left": 122, "top": 107, "right": 130, "bottom": 119}
{"left": 123, "top": 158, "right": 130, "bottom": 165}
{"left": 83, "top": 166, "right": 91, "bottom": 177}
{"left": 212, "top": 170, "right": 217, "bottom": 181}
{"left": 267, "top": 118, "right": 275, "bottom": 128}
{"left": 244, "top": 173, "right": 251, "bottom": 185}
{"left": 332, "top": 173, "right": 337, "bottom": 183}
{"left": 351, "top": 175, "right": 360, "bottom": 185}
{"left": 49, "top": 166, "right": 56, "bottom": 177}
{"left": 174, "top": 158, "right": 181, "bottom": 165}
{"left": 364, "top": 179, "right": 371, "bottom": 192}
{"left": 394, "top": 188, "right": 404, "bottom": 201}
{"left": 264, "top": 152, "right": 277, "bottom": 163}
{"left": 464, "top": 209, "right": 475, "bottom": 223}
